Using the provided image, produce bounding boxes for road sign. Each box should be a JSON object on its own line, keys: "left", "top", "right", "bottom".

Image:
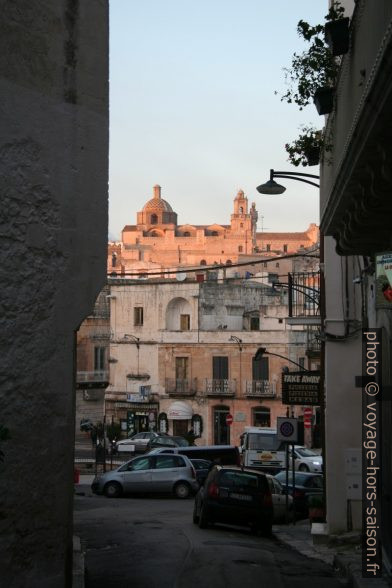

{"left": 277, "top": 417, "right": 298, "bottom": 442}
{"left": 226, "top": 414, "right": 233, "bottom": 426}
{"left": 304, "top": 407, "right": 312, "bottom": 429}
{"left": 282, "top": 371, "right": 321, "bottom": 405}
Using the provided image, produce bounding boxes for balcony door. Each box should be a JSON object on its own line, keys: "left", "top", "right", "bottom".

{"left": 252, "top": 356, "right": 269, "bottom": 380}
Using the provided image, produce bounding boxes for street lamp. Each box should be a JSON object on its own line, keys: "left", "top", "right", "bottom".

{"left": 254, "top": 346, "right": 307, "bottom": 371}
{"left": 256, "top": 168, "right": 326, "bottom": 523}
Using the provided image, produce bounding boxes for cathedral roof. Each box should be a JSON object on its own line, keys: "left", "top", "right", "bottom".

{"left": 142, "top": 184, "right": 174, "bottom": 213}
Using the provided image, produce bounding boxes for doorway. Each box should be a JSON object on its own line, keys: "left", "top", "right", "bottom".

{"left": 213, "top": 406, "right": 230, "bottom": 445}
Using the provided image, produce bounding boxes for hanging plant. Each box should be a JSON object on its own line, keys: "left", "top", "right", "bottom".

{"left": 285, "top": 125, "right": 331, "bottom": 167}
{"left": 279, "top": 1, "right": 346, "bottom": 111}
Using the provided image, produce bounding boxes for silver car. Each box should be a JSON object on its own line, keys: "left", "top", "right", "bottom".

{"left": 92, "top": 453, "right": 199, "bottom": 499}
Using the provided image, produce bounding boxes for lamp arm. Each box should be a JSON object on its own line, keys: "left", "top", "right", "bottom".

{"left": 271, "top": 169, "right": 320, "bottom": 180}
{"left": 264, "top": 351, "right": 308, "bottom": 371}
{"left": 272, "top": 174, "right": 319, "bottom": 188}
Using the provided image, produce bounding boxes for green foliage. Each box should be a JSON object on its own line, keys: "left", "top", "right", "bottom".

{"left": 279, "top": 1, "right": 345, "bottom": 110}
{"left": 285, "top": 125, "right": 331, "bottom": 167}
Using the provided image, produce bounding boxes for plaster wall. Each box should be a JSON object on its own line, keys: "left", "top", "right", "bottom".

{"left": 324, "top": 238, "right": 362, "bottom": 532}
{"left": 0, "top": 2, "right": 108, "bottom": 585}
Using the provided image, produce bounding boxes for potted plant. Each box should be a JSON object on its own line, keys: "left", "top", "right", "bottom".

{"left": 285, "top": 125, "right": 329, "bottom": 167}
{"left": 279, "top": 1, "right": 346, "bottom": 115}
{"left": 308, "top": 493, "right": 325, "bottom": 522}
{"left": 325, "top": 0, "right": 350, "bottom": 57}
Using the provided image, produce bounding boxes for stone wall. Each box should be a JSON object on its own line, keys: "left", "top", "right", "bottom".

{"left": 0, "top": 2, "right": 109, "bottom": 585}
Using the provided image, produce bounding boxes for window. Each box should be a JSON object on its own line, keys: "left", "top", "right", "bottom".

{"left": 175, "top": 357, "right": 188, "bottom": 380}
{"left": 180, "top": 314, "right": 190, "bottom": 330}
{"left": 94, "top": 346, "right": 105, "bottom": 371}
{"left": 213, "top": 356, "right": 229, "bottom": 379}
{"left": 154, "top": 455, "right": 185, "bottom": 469}
{"left": 183, "top": 231, "right": 190, "bottom": 237}
{"left": 252, "top": 356, "right": 269, "bottom": 380}
{"left": 151, "top": 214, "right": 158, "bottom": 224}
{"left": 111, "top": 253, "right": 117, "bottom": 267}
{"left": 250, "top": 316, "right": 260, "bottom": 331}
{"left": 276, "top": 262, "right": 279, "bottom": 268}
{"left": 211, "top": 231, "right": 218, "bottom": 236}
{"left": 299, "top": 357, "right": 306, "bottom": 369}
{"left": 200, "top": 259, "right": 207, "bottom": 265}
{"left": 283, "top": 244, "right": 288, "bottom": 253}
{"left": 238, "top": 246, "right": 243, "bottom": 252}
{"left": 134, "top": 307, "right": 143, "bottom": 326}
{"left": 263, "top": 262, "right": 267, "bottom": 268}
{"left": 266, "top": 244, "right": 271, "bottom": 252}
{"left": 252, "top": 407, "right": 271, "bottom": 428}
{"left": 239, "top": 207, "right": 244, "bottom": 213}
{"left": 226, "top": 259, "right": 232, "bottom": 265}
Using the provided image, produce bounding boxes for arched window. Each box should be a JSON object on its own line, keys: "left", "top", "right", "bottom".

{"left": 150, "top": 214, "right": 158, "bottom": 225}
{"left": 151, "top": 231, "right": 159, "bottom": 237}
{"left": 211, "top": 231, "right": 218, "bottom": 236}
{"left": 111, "top": 252, "right": 117, "bottom": 267}
{"left": 239, "top": 206, "right": 243, "bottom": 213}
{"left": 226, "top": 260, "right": 232, "bottom": 265}
{"left": 238, "top": 246, "right": 243, "bottom": 253}
{"left": 183, "top": 231, "right": 190, "bottom": 237}
{"left": 200, "top": 259, "right": 207, "bottom": 266}
{"left": 252, "top": 407, "right": 270, "bottom": 427}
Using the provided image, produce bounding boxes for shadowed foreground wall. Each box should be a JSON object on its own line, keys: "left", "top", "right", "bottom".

{"left": 0, "top": 2, "right": 109, "bottom": 585}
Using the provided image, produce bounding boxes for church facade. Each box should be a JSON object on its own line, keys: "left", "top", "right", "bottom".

{"left": 108, "top": 185, "right": 319, "bottom": 274}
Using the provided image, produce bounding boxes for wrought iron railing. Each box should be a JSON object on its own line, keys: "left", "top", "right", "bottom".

{"left": 245, "top": 380, "right": 276, "bottom": 397}
{"left": 165, "top": 378, "right": 197, "bottom": 396}
{"left": 205, "top": 379, "right": 236, "bottom": 396}
{"left": 76, "top": 370, "right": 109, "bottom": 382}
{"left": 288, "top": 272, "right": 320, "bottom": 318}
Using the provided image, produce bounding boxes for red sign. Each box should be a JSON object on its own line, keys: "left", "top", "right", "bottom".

{"left": 304, "top": 407, "right": 312, "bottom": 429}
{"left": 226, "top": 414, "right": 233, "bottom": 426}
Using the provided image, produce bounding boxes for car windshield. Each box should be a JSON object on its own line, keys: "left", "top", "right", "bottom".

{"left": 295, "top": 447, "right": 320, "bottom": 458}
{"left": 247, "top": 433, "right": 280, "bottom": 451}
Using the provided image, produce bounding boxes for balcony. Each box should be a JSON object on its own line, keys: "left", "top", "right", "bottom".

{"left": 205, "top": 379, "right": 236, "bottom": 397}
{"left": 245, "top": 380, "right": 276, "bottom": 398}
{"left": 286, "top": 271, "right": 321, "bottom": 326}
{"left": 76, "top": 370, "right": 109, "bottom": 390}
{"left": 165, "top": 378, "right": 197, "bottom": 397}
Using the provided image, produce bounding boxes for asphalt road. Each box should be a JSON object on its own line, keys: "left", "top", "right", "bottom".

{"left": 74, "top": 484, "right": 346, "bottom": 588}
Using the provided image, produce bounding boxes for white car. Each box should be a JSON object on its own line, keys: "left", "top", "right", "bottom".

{"left": 292, "top": 446, "right": 323, "bottom": 473}
{"left": 116, "top": 432, "right": 164, "bottom": 453}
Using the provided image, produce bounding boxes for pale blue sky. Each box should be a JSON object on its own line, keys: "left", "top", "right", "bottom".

{"left": 109, "top": 1, "right": 327, "bottom": 240}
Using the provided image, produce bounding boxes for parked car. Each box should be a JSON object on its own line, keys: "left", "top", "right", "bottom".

{"left": 192, "top": 465, "right": 274, "bottom": 535}
{"left": 274, "top": 471, "right": 323, "bottom": 516}
{"left": 91, "top": 453, "right": 199, "bottom": 498}
{"left": 147, "top": 444, "right": 241, "bottom": 466}
{"left": 116, "top": 431, "right": 166, "bottom": 453}
{"left": 265, "top": 473, "right": 294, "bottom": 523}
{"left": 147, "top": 435, "right": 189, "bottom": 450}
{"left": 189, "top": 459, "right": 212, "bottom": 486}
{"left": 292, "top": 446, "right": 323, "bottom": 473}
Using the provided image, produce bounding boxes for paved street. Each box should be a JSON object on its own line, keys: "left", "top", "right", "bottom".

{"left": 74, "top": 483, "right": 347, "bottom": 588}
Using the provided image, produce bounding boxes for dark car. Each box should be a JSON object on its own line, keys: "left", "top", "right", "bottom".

{"left": 147, "top": 435, "right": 189, "bottom": 450}
{"left": 193, "top": 465, "right": 273, "bottom": 536}
{"left": 190, "top": 459, "right": 212, "bottom": 485}
{"left": 147, "top": 444, "right": 241, "bottom": 466}
{"left": 274, "top": 471, "right": 323, "bottom": 516}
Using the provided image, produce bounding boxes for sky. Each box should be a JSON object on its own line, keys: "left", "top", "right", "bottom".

{"left": 109, "top": 1, "right": 327, "bottom": 241}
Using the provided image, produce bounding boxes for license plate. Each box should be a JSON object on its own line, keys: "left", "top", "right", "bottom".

{"left": 260, "top": 453, "right": 272, "bottom": 460}
{"left": 230, "top": 492, "right": 252, "bottom": 501}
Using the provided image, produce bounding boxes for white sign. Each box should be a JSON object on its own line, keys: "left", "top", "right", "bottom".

{"left": 277, "top": 417, "right": 298, "bottom": 442}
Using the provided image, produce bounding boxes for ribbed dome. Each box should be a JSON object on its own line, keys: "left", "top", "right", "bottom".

{"left": 142, "top": 185, "right": 174, "bottom": 213}
{"left": 142, "top": 198, "right": 173, "bottom": 212}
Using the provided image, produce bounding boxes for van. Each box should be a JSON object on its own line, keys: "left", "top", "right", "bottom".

{"left": 240, "top": 427, "right": 286, "bottom": 473}
{"left": 147, "top": 445, "right": 240, "bottom": 466}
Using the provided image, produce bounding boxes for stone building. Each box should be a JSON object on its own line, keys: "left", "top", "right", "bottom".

{"left": 105, "top": 278, "right": 318, "bottom": 447}
{"left": 108, "top": 185, "right": 319, "bottom": 275}
{"left": 0, "top": 2, "right": 109, "bottom": 586}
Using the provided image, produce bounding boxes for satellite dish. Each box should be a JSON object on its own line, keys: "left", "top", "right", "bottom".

{"left": 176, "top": 272, "right": 187, "bottom": 282}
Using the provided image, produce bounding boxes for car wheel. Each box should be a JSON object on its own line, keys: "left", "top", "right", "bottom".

{"left": 104, "top": 481, "right": 122, "bottom": 498}
{"left": 174, "top": 482, "right": 190, "bottom": 499}
{"left": 299, "top": 464, "right": 309, "bottom": 472}
{"left": 192, "top": 501, "right": 199, "bottom": 524}
{"left": 198, "top": 504, "right": 210, "bottom": 529}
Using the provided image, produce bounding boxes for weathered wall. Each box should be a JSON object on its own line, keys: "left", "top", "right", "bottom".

{"left": 0, "top": 1, "right": 108, "bottom": 586}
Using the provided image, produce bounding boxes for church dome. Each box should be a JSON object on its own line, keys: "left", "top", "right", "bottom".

{"left": 142, "top": 185, "right": 173, "bottom": 212}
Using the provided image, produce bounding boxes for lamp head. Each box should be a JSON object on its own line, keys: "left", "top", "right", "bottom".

{"left": 256, "top": 180, "right": 286, "bottom": 195}
{"left": 254, "top": 346, "right": 267, "bottom": 360}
